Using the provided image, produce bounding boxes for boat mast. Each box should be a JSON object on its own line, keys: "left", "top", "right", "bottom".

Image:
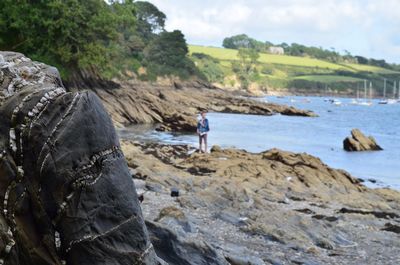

{"left": 364, "top": 79, "right": 367, "bottom": 101}
{"left": 357, "top": 82, "right": 359, "bottom": 100}
{"left": 393, "top": 81, "right": 396, "bottom": 99}
{"left": 370, "top": 82, "right": 373, "bottom": 100}
{"left": 383, "top": 78, "right": 386, "bottom": 98}
{"left": 398, "top": 80, "right": 400, "bottom": 99}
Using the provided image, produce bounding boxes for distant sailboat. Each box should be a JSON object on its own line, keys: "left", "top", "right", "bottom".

{"left": 387, "top": 81, "right": 397, "bottom": 104}
{"left": 369, "top": 81, "right": 373, "bottom": 103}
{"left": 359, "top": 80, "right": 372, "bottom": 106}
{"left": 379, "top": 78, "right": 388, "bottom": 104}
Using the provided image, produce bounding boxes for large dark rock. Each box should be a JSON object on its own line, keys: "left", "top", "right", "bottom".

{"left": 0, "top": 52, "right": 159, "bottom": 264}
{"left": 343, "top": 129, "right": 383, "bottom": 151}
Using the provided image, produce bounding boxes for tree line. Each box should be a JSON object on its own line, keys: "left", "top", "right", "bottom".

{"left": 223, "top": 34, "right": 397, "bottom": 69}
{"left": 0, "top": 0, "right": 198, "bottom": 85}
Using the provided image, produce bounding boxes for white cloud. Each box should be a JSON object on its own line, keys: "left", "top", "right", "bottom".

{"left": 147, "top": 0, "right": 400, "bottom": 63}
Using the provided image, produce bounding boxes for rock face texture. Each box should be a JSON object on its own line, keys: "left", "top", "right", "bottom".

{"left": 121, "top": 140, "right": 400, "bottom": 265}
{"left": 0, "top": 52, "right": 158, "bottom": 264}
{"left": 343, "top": 129, "right": 383, "bottom": 151}
{"left": 93, "top": 79, "right": 317, "bottom": 131}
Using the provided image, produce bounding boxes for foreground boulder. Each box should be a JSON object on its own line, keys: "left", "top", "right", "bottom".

{"left": 0, "top": 52, "right": 159, "bottom": 264}
{"left": 343, "top": 129, "right": 383, "bottom": 151}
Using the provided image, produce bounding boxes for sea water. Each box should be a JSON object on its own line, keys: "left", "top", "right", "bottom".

{"left": 119, "top": 96, "right": 400, "bottom": 190}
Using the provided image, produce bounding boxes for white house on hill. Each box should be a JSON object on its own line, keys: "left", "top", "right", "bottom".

{"left": 268, "top": 46, "right": 284, "bottom": 55}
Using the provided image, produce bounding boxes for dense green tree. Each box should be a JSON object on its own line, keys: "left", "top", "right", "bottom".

{"left": 223, "top": 34, "right": 268, "bottom": 52}
{"left": 143, "top": 30, "right": 197, "bottom": 78}
{"left": 369, "top": 58, "right": 390, "bottom": 68}
{"left": 134, "top": 1, "right": 166, "bottom": 42}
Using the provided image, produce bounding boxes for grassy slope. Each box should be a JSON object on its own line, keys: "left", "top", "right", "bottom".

{"left": 343, "top": 63, "right": 399, "bottom": 74}
{"left": 189, "top": 45, "right": 399, "bottom": 92}
{"left": 294, "top": 75, "right": 363, "bottom": 83}
{"left": 190, "top": 45, "right": 351, "bottom": 70}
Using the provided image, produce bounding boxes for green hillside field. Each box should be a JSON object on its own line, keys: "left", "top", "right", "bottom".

{"left": 188, "top": 45, "right": 400, "bottom": 93}
{"left": 293, "top": 75, "right": 363, "bottom": 83}
{"left": 190, "top": 45, "right": 350, "bottom": 71}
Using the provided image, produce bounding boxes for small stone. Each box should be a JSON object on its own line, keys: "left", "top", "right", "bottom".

{"left": 145, "top": 182, "right": 163, "bottom": 193}
{"left": 170, "top": 187, "right": 179, "bottom": 197}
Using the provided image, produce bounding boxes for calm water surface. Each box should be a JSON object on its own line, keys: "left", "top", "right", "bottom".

{"left": 119, "top": 96, "right": 400, "bottom": 189}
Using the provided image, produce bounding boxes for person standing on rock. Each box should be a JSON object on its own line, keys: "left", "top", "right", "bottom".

{"left": 197, "top": 111, "right": 210, "bottom": 153}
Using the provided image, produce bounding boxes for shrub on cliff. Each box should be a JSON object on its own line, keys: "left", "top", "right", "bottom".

{"left": 190, "top": 53, "right": 224, "bottom": 83}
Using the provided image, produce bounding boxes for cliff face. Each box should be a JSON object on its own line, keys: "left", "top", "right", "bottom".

{"left": 0, "top": 52, "right": 159, "bottom": 264}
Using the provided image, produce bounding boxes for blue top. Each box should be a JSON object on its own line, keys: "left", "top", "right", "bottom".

{"left": 197, "top": 118, "right": 210, "bottom": 133}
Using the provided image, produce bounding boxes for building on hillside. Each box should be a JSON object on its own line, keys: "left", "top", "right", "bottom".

{"left": 268, "top": 46, "right": 284, "bottom": 55}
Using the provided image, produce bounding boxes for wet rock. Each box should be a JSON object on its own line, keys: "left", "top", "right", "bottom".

{"left": 134, "top": 178, "right": 147, "bottom": 190}
{"left": 312, "top": 215, "right": 339, "bottom": 222}
{"left": 290, "top": 258, "right": 321, "bottom": 265}
{"left": 155, "top": 206, "right": 194, "bottom": 235}
{"left": 0, "top": 52, "right": 159, "bottom": 264}
{"left": 146, "top": 220, "right": 229, "bottom": 265}
{"left": 338, "top": 208, "right": 399, "bottom": 219}
{"left": 381, "top": 223, "right": 400, "bottom": 234}
{"left": 343, "top": 129, "right": 383, "bottom": 151}
{"left": 146, "top": 182, "right": 164, "bottom": 193}
{"left": 295, "top": 208, "right": 316, "bottom": 215}
{"left": 315, "top": 238, "right": 334, "bottom": 250}
{"left": 225, "top": 254, "right": 266, "bottom": 265}
{"left": 214, "top": 211, "right": 249, "bottom": 227}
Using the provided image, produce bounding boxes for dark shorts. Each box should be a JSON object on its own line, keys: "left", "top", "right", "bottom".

{"left": 199, "top": 133, "right": 207, "bottom": 141}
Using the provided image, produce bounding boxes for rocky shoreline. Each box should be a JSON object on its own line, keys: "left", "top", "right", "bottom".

{"left": 92, "top": 79, "right": 317, "bottom": 131}
{"left": 2, "top": 51, "right": 399, "bottom": 264}
{"left": 95, "top": 70, "right": 400, "bottom": 265}
{"left": 122, "top": 141, "right": 400, "bottom": 265}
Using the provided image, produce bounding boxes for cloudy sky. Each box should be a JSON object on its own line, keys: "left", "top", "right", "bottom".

{"left": 147, "top": 0, "right": 400, "bottom": 63}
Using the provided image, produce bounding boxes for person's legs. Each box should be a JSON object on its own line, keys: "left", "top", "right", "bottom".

{"left": 204, "top": 134, "right": 208, "bottom": 153}
{"left": 199, "top": 135, "right": 203, "bottom": 152}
